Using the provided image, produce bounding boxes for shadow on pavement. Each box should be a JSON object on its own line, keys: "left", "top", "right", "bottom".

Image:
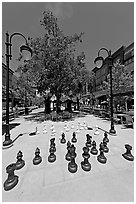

{"left": 23, "top": 111, "right": 89, "bottom": 123}
{"left": 2, "top": 123, "right": 20, "bottom": 135}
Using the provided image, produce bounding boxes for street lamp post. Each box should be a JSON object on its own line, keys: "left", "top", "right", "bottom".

{"left": 94, "top": 48, "right": 116, "bottom": 135}
{"left": 3, "top": 32, "right": 32, "bottom": 147}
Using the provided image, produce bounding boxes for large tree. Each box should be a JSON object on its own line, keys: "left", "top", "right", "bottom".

{"left": 18, "top": 10, "right": 86, "bottom": 114}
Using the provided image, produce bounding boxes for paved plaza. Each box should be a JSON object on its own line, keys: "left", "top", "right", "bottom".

{"left": 2, "top": 108, "right": 134, "bottom": 202}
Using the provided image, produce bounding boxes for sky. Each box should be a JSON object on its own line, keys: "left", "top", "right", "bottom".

{"left": 2, "top": 1, "right": 134, "bottom": 73}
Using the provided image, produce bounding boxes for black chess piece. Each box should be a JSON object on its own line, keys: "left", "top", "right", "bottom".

{"left": 97, "top": 143, "right": 107, "bottom": 164}
{"left": 50, "top": 138, "right": 56, "bottom": 152}
{"left": 15, "top": 150, "right": 25, "bottom": 170}
{"left": 60, "top": 133, "right": 66, "bottom": 144}
{"left": 33, "top": 147, "right": 42, "bottom": 165}
{"left": 65, "top": 141, "right": 71, "bottom": 161}
{"left": 103, "top": 132, "right": 109, "bottom": 143}
{"left": 71, "top": 132, "right": 77, "bottom": 143}
{"left": 48, "top": 147, "right": 56, "bottom": 162}
{"left": 81, "top": 146, "right": 91, "bottom": 171}
{"left": 68, "top": 145, "right": 78, "bottom": 173}
{"left": 85, "top": 134, "right": 92, "bottom": 148}
{"left": 102, "top": 140, "right": 109, "bottom": 153}
{"left": 50, "top": 138, "right": 55, "bottom": 146}
{"left": 4, "top": 163, "right": 19, "bottom": 191}
{"left": 122, "top": 144, "right": 134, "bottom": 161}
{"left": 90, "top": 141, "right": 98, "bottom": 155}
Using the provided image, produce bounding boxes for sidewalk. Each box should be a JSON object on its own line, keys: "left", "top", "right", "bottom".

{"left": 2, "top": 108, "right": 134, "bottom": 202}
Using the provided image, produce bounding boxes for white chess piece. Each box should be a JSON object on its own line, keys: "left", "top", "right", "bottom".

{"left": 50, "top": 124, "right": 54, "bottom": 131}
{"left": 83, "top": 121, "right": 87, "bottom": 130}
{"left": 76, "top": 125, "right": 80, "bottom": 133}
{"left": 43, "top": 125, "right": 47, "bottom": 133}
{"left": 71, "top": 122, "right": 74, "bottom": 129}
{"left": 80, "top": 123, "right": 84, "bottom": 130}
{"left": 94, "top": 125, "right": 99, "bottom": 135}
{"left": 66, "top": 124, "right": 70, "bottom": 132}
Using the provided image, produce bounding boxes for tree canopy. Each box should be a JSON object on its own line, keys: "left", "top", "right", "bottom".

{"left": 16, "top": 10, "right": 93, "bottom": 112}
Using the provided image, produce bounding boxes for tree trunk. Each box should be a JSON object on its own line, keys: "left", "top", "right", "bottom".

{"left": 56, "top": 93, "right": 61, "bottom": 114}
{"left": 77, "top": 97, "right": 80, "bottom": 111}
{"left": 44, "top": 97, "right": 51, "bottom": 114}
{"left": 67, "top": 100, "right": 72, "bottom": 113}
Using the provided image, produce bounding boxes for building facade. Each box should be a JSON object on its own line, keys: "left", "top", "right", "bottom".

{"left": 86, "top": 42, "right": 134, "bottom": 109}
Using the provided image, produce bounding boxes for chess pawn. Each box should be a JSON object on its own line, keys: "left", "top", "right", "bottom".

{"left": 94, "top": 125, "right": 99, "bottom": 135}
{"left": 15, "top": 151, "right": 25, "bottom": 170}
{"left": 97, "top": 143, "right": 107, "bottom": 164}
{"left": 50, "top": 124, "right": 54, "bottom": 131}
{"left": 71, "top": 122, "right": 74, "bottom": 129}
{"left": 64, "top": 121, "right": 67, "bottom": 129}
{"left": 103, "top": 132, "right": 109, "bottom": 143}
{"left": 122, "top": 144, "right": 134, "bottom": 161}
{"left": 102, "top": 140, "right": 109, "bottom": 153}
{"left": 60, "top": 132, "right": 66, "bottom": 143}
{"left": 4, "top": 163, "right": 19, "bottom": 191}
{"left": 90, "top": 141, "right": 98, "bottom": 155}
{"left": 66, "top": 125, "right": 70, "bottom": 132}
{"left": 83, "top": 121, "right": 87, "bottom": 130}
{"left": 86, "top": 134, "right": 92, "bottom": 148}
{"left": 65, "top": 141, "right": 71, "bottom": 161}
{"left": 43, "top": 125, "right": 47, "bottom": 134}
{"left": 80, "top": 123, "right": 84, "bottom": 130}
{"left": 81, "top": 147, "right": 91, "bottom": 171}
{"left": 48, "top": 147, "right": 56, "bottom": 163}
{"left": 33, "top": 147, "right": 42, "bottom": 165}
{"left": 71, "top": 132, "right": 77, "bottom": 143}
{"left": 76, "top": 126, "right": 80, "bottom": 133}
{"left": 68, "top": 145, "right": 78, "bottom": 173}
{"left": 52, "top": 128, "right": 56, "bottom": 135}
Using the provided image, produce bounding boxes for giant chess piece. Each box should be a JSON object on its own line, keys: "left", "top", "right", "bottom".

{"left": 71, "top": 122, "right": 74, "bottom": 129}
{"left": 65, "top": 141, "right": 71, "bottom": 161}
{"left": 90, "top": 140, "right": 98, "bottom": 155}
{"left": 60, "top": 132, "right": 66, "bottom": 144}
{"left": 71, "top": 132, "right": 77, "bottom": 143}
{"left": 68, "top": 145, "right": 78, "bottom": 173}
{"left": 43, "top": 124, "right": 47, "bottom": 134}
{"left": 103, "top": 132, "right": 109, "bottom": 143}
{"left": 86, "top": 134, "right": 92, "bottom": 148}
{"left": 94, "top": 125, "right": 99, "bottom": 135}
{"left": 48, "top": 146, "right": 56, "bottom": 163}
{"left": 50, "top": 138, "right": 56, "bottom": 152}
{"left": 15, "top": 150, "right": 25, "bottom": 170}
{"left": 81, "top": 146, "right": 91, "bottom": 171}
{"left": 83, "top": 121, "right": 87, "bottom": 130}
{"left": 4, "top": 163, "right": 19, "bottom": 191}
{"left": 102, "top": 140, "right": 109, "bottom": 153}
{"left": 122, "top": 144, "right": 134, "bottom": 161}
{"left": 97, "top": 142, "right": 107, "bottom": 164}
{"left": 33, "top": 147, "right": 42, "bottom": 165}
